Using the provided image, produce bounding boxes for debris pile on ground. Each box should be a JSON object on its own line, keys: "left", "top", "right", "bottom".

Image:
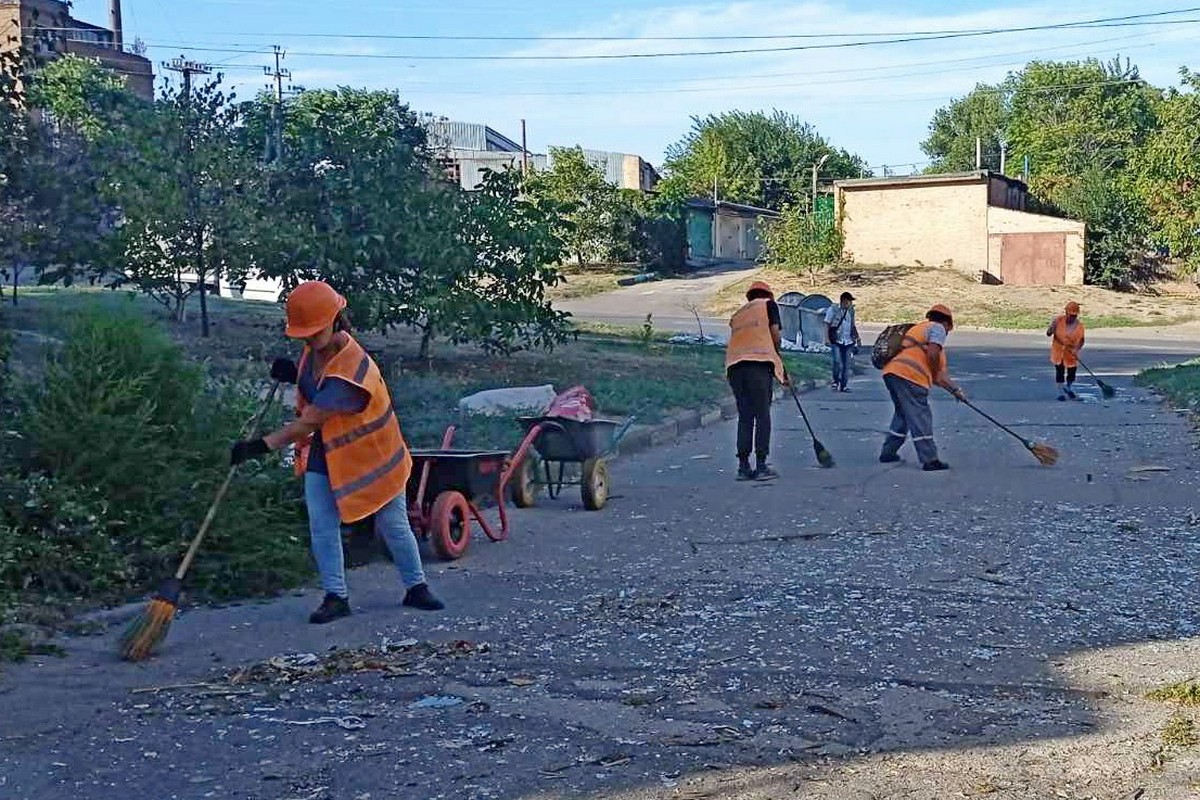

{"left": 226, "top": 638, "right": 488, "bottom": 684}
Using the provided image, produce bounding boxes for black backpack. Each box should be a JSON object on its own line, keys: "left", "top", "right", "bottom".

{"left": 871, "top": 323, "right": 915, "bottom": 370}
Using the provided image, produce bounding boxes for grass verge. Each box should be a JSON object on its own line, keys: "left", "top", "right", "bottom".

{"left": 548, "top": 263, "right": 642, "bottom": 302}
{"left": 1147, "top": 680, "right": 1200, "bottom": 706}
{"left": 1135, "top": 360, "right": 1200, "bottom": 411}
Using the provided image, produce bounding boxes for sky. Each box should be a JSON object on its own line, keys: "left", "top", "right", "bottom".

{"left": 71, "top": 1, "right": 1200, "bottom": 174}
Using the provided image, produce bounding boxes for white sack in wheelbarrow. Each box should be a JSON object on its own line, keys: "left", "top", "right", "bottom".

{"left": 458, "top": 385, "right": 557, "bottom": 417}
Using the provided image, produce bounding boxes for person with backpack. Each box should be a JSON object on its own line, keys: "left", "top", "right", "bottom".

{"left": 725, "top": 280, "right": 790, "bottom": 481}
{"left": 877, "top": 304, "right": 965, "bottom": 471}
{"left": 824, "top": 291, "right": 860, "bottom": 392}
{"left": 1047, "top": 301, "right": 1085, "bottom": 401}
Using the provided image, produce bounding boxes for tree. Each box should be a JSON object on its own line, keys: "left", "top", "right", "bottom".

{"left": 247, "top": 88, "right": 571, "bottom": 358}
{"left": 529, "top": 146, "right": 613, "bottom": 264}
{"left": 1053, "top": 168, "right": 1154, "bottom": 288}
{"left": 762, "top": 204, "right": 844, "bottom": 284}
{"left": 661, "top": 110, "right": 868, "bottom": 210}
{"left": 1133, "top": 68, "right": 1200, "bottom": 272}
{"left": 921, "top": 82, "right": 1010, "bottom": 172}
{"left": 97, "top": 72, "right": 256, "bottom": 334}
{"left": 1007, "top": 57, "right": 1160, "bottom": 198}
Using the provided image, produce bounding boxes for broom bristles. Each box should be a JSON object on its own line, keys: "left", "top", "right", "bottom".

{"left": 1029, "top": 441, "right": 1059, "bottom": 466}
{"left": 118, "top": 598, "right": 177, "bottom": 662}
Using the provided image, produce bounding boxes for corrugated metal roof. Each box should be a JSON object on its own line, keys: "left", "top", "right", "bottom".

{"left": 427, "top": 121, "right": 522, "bottom": 153}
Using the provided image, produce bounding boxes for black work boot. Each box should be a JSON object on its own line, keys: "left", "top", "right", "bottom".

{"left": 403, "top": 583, "right": 445, "bottom": 611}
{"left": 879, "top": 453, "right": 901, "bottom": 464}
{"left": 309, "top": 593, "right": 351, "bottom": 624}
{"left": 753, "top": 459, "right": 779, "bottom": 480}
{"left": 736, "top": 459, "right": 754, "bottom": 481}
{"left": 922, "top": 460, "right": 950, "bottom": 472}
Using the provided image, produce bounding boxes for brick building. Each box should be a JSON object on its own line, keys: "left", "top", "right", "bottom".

{"left": 1, "top": 0, "right": 154, "bottom": 100}
{"left": 833, "top": 171, "right": 1086, "bottom": 286}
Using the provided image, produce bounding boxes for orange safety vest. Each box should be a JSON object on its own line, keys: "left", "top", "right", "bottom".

{"left": 883, "top": 320, "right": 948, "bottom": 390}
{"left": 725, "top": 298, "right": 785, "bottom": 383}
{"left": 294, "top": 335, "right": 412, "bottom": 524}
{"left": 1050, "top": 317, "right": 1085, "bottom": 368}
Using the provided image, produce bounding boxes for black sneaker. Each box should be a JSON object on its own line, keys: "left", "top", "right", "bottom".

{"left": 753, "top": 464, "right": 780, "bottom": 481}
{"left": 1065, "top": 389, "right": 1079, "bottom": 401}
{"left": 309, "top": 593, "right": 351, "bottom": 624}
{"left": 879, "top": 453, "right": 901, "bottom": 464}
{"left": 922, "top": 460, "right": 950, "bottom": 472}
{"left": 402, "top": 583, "right": 445, "bottom": 611}
{"left": 736, "top": 464, "right": 755, "bottom": 481}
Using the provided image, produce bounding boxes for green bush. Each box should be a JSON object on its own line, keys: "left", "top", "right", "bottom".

{"left": 14, "top": 310, "right": 310, "bottom": 603}
{"left": 0, "top": 472, "right": 129, "bottom": 603}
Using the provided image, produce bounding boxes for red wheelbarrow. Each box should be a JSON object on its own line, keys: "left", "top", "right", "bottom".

{"left": 406, "top": 426, "right": 517, "bottom": 561}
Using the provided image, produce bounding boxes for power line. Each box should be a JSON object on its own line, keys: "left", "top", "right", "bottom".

{"left": 196, "top": 9, "right": 1200, "bottom": 41}
{"left": 84, "top": 9, "right": 1200, "bottom": 62}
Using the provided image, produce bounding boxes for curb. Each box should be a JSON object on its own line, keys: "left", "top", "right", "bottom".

{"left": 615, "top": 378, "right": 818, "bottom": 460}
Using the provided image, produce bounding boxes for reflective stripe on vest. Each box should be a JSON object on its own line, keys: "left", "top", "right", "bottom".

{"left": 882, "top": 320, "right": 946, "bottom": 389}
{"left": 725, "top": 299, "right": 785, "bottom": 383}
{"left": 1050, "top": 317, "right": 1084, "bottom": 367}
{"left": 295, "top": 335, "right": 412, "bottom": 524}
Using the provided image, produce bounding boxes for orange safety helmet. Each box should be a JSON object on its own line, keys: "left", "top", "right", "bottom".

{"left": 1065, "top": 301, "right": 1081, "bottom": 315}
{"left": 285, "top": 280, "right": 347, "bottom": 339}
{"left": 928, "top": 303, "right": 954, "bottom": 326}
{"left": 746, "top": 280, "right": 775, "bottom": 301}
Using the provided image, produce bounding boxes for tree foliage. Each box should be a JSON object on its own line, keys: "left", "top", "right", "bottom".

{"left": 1133, "top": 69, "right": 1200, "bottom": 272}
{"left": 529, "top": 146, "right": 612, "bottom": 264}
{"left": 246, "top": 88, "right": 570, "bottom": 357}
{"left": 661, "top": 110, "right": 868, "bottom": 210}
{"left": 763, "top": 204, "right": 845, "bottom": 284}
{"left": 921, "top": 82, "right": 1009, "bottom": 172}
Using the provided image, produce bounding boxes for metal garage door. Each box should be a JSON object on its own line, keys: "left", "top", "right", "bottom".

{"left": 1000, "top": 233, "right": 1067, "bottom": 285}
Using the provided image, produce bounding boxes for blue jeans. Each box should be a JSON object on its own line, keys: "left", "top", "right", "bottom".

{"left": 304, "top": 472, "right": 426, "bottom": 598}
{"left": 831, "top": 343, "right": 854, "bottom": 388}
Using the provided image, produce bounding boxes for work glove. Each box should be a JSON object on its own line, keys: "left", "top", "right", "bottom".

{"left": 270, "top": 357, "right": 298, "bottom": 385}
{"left": 230, "top": 438, "right": 270, "bottom": 466}
{"left": 951, "top": 387, "right": 967, "bottom": 402}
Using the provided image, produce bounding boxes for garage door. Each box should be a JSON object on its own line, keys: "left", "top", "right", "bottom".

{"left": 1000, "top": 233, "right": 1067, "bottom": 285}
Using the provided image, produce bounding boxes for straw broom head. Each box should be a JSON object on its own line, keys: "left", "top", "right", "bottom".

{"left": 118, "top": 577, "right": 182, "bottom": 662}
{"left": 1028, "top": 441, "right": 1060, "bottom": 467}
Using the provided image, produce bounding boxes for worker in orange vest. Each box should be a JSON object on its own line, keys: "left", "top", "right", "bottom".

{"left": 1047, "top": 301, "right": 1085, "bottom": 401}
{"left": 725, "top": 280, "right": 789, "bottom": 481}
{"left": 230, "top": 281, "right": 443, "bottom": 624}
{"left": 879, "top": 304, "right": 966, "bottom": 471}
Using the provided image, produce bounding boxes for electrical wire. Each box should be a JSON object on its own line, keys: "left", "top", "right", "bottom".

{"left": 56, "top": 9, "right": 1200, "bottom": 62}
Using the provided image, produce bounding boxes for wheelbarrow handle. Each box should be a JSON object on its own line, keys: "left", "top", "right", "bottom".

{"left": 600, "top": 416, "right": 637, "bottom": 459}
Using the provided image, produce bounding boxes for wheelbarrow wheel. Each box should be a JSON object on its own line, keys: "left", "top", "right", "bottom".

{"left": 510, "top": 456, "right": 541, "bottom": 509}
{"left": 430, "top": 491, "right": 471, "bottom": 560}
{"left": 581, "top": 458, "right": 610, "bottom": 511}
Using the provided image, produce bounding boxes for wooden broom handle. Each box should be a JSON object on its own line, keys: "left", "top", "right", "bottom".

{"left": 175, "top": 381, "right": 281, "bottom": 579}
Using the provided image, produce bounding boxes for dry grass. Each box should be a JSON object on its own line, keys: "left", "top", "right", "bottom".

{"left": 1147, "top": 680, "right": 1200, "bottom": 707}
{"left": 547, "top": 263, "right": 642, "bottom": 301}
{"left": 708, "top": 263, "right": 1200, "bottom": 329}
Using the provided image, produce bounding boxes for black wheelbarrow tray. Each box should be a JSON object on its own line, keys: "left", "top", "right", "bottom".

{"left": 509, "top": 415, "right": 634, "bottom": 511}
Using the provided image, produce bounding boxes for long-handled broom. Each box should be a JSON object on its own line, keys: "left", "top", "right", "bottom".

{"left": 959, "top": 398, "right": 1059, "bottom": 466}
{"left": 118, "top": 381, "right": 281, "bottom": 662}
{"left": 788, "top": 383, "right": 835, "bottom": 468}
{"left": 1075, "top": 356, "right": 1116, "bottom": 399}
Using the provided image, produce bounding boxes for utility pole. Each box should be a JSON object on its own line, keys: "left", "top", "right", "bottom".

{"left": 975, "top": 136, "right": 982, "bottom": 171}
{"left": 520, "top": 118, "right": 529, "bottom": 175}
{"left": 162, "top": 57, "right": 214, "bottom": 337}
{"left": 264, "top": 46, "right": 290, "bottom": 163}
{"left": 1000, "top": 140, "right": 1008, "bottom": 175}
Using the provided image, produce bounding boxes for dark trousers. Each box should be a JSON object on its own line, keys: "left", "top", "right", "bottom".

{"left": 1054, "top": 364, "right": 1078, "bottom": 384}
{"left": 728, "top": 361, "right": 774, "bottom": 460}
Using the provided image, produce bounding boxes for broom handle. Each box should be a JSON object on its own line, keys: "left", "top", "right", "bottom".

{"left": 175, "top": 381, "right": 282, "bottom": 580}
{"left": 789, "top": 384, "right": 818, "bottom": 439}
{"left": 960, "top": 398, "right": 1031, "bottom": 446}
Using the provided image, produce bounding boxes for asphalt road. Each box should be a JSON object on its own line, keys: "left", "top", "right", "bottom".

{"left": 1, "top": 327, "right": 1198, "bottom": 799}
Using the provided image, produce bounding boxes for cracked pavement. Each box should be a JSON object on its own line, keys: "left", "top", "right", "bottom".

{"left": 1, "top": 331, "right": 1199, "bottom": 800}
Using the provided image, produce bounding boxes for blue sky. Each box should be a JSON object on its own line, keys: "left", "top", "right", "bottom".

{"left": 73, "top": 1, "right": 1200, "bottom": 173}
